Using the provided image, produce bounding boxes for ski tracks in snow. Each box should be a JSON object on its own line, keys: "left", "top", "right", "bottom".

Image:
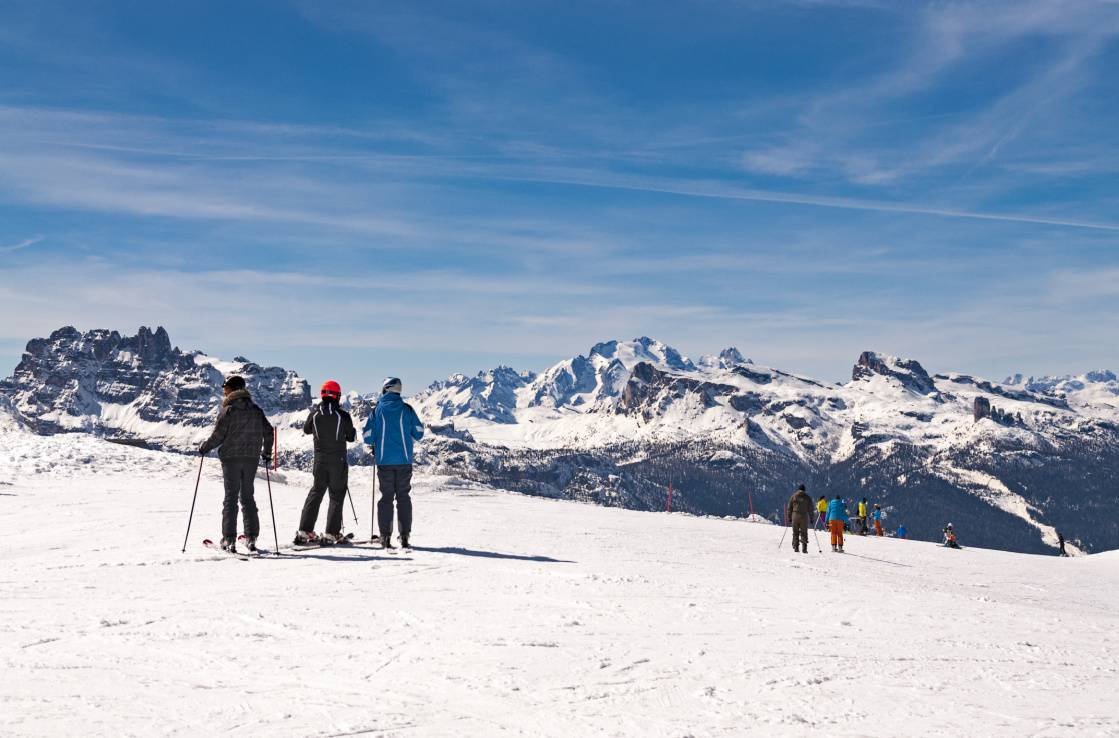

{"left": 1, "top": 460, "right": 1118, "bottom": 736}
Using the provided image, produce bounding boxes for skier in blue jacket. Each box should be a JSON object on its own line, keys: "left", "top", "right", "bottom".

{"left": 826, "top": 495, "right": 849, "bottom": 552}
{"left": 362, "top": 377, "right": 424, "bottom": 549}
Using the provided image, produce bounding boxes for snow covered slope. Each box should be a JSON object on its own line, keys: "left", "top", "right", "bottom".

{"left": 1, "top": 434, "right": 1117, "bottom": 737}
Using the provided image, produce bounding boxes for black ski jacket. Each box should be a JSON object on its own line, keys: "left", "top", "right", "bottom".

{"left": 303, "top": 399, "right": 356, "bottom": 459}
{"left": 200, "top": 389, "right": 274, "bottom": 461}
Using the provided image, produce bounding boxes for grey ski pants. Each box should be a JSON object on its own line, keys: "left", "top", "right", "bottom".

{"left": 377, "top": 464, "right": 413, "bottom": 540}
{"left": 221, "top": 459, "right": 260, "bottom": 541}
{"left": 791, "top": 515, "right": 809, "bottom": 551}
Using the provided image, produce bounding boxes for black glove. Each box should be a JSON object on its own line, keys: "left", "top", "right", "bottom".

{"left": 261, "top": 451, "right": 271, "bottom": 464}
{"left": 198, "top": 444, "right": 209, "bottom": 456}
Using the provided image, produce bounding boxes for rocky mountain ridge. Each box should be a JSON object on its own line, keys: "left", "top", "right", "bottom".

{"left": 2, "top": 326, "right": 1116, "bottom": 555}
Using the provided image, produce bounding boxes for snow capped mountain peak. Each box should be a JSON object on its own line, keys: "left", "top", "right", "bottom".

{"left": 589, "top": 337, "right": 696, "bottom": 372}
{"left": 1001, "top": 369, "right": 1119, "bottom": 412}
{"left": 699, "top": 347, "right": 751, "bottom": 369}
{"left": 1003, "top": 369, "right": 1119, "bottom": 393}
{"left": 424, "top": 365, "right": 534, "bottom": 424}
{"left": 851, "top": 350, "right": 938, "bottom": 397}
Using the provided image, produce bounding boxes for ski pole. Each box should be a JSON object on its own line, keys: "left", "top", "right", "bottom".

{"left": 370, "top": 462, "right": 378, "bottom": 543}
{"left": 265, "top": 465, "right": 280, "bottom": 555}
{"left": 812, "top": 521, "right": 823, "bottom": 553}
{"left": 181, "top": 455, "right": 205, "bottom": 553}
{"left": 777, "top": 523, "right": 788, "bottom": 550}
{"left": 345, "top": 486, "right": 359, "bottom": 525}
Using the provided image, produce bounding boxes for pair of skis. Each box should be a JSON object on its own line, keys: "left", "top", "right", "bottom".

{"left": 201, "top": 537, "right": 257, "bottom": 560}
{"left": 201, "top": 532, "right": 355, "bottom": 558}
{"left": 290, "top": 532, "right": 359, "bottom": 551}
{"left": 202, "top": 533, "right": 411, "bottom": 559}
{"left": 302, "top": 532, "right": 412, "bottom": 554}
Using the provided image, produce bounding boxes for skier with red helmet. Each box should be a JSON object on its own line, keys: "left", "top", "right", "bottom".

{"left": 294, "top": 380, "right": 356, "bottom": 545}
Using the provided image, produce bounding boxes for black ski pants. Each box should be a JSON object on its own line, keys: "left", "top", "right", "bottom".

{"left": 221, "top": 459, "right": 260, "bottom": 541}
{"left": 299, "top": 455, "right": 348, "bottom": 535}
{"left": 377, "top": 464, "right": 413, "bottom": 540}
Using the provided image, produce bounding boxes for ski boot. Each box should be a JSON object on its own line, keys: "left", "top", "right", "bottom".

{"left": 293, "top": 530, "right": 318, "bottom": 545}
{"left": 382, "top": 537, "right": 396, "bottom": 550}
{"left": 400, "top": 534, "right": 410, "bottom": 549}
{"left": 244, "top": 537, "right": 258, "bottom": 553}
{"left": 221, "top": 538, "right": 236, "bottom": 553}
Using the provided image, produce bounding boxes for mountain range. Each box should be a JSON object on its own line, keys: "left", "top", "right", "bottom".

{"left": 2, "top": 326, "right": 1117, "bottom": 555}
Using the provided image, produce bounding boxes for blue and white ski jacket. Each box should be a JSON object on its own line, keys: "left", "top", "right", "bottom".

{"left": 362, "top": 392, "right": 424, "bottom": 465}
{"left": 826, "top": 498, "right": 849, "bottom": 524}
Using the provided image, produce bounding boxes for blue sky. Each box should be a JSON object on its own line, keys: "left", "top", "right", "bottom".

{"left": 1, "top": 0, "right": 1117, "bottom": 393}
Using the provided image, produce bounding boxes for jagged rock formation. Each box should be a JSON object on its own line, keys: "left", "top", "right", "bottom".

{"left": 853, "top": 351, "right": 938, "bottom": 397}
{"left": 0, "top": 326, "right": 310, "bottom": 447}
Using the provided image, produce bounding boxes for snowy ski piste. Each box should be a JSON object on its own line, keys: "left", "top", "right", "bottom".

{"left": 2, "top": 431, "right": 1118, "bottom": 737}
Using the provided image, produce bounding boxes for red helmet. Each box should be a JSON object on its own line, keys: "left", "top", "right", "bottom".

{"left": 321, "top": 380, "right": 342, "bottom": 398}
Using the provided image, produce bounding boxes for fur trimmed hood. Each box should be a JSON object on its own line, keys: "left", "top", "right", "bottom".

{"left": 222, "top": 388, "right": 252, "bottom": 406}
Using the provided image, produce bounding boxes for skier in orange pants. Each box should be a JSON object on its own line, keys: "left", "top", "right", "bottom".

{"left": 825, "top": 495, "right": 849, "bottom": 552}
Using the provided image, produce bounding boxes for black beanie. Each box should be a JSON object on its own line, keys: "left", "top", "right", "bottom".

{"left": 223, "top": 375, "right": 246, "bottom": 391}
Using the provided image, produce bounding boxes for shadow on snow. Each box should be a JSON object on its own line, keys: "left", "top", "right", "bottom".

{"left": 410, "top": 546, "right": 575, "bottom": 564}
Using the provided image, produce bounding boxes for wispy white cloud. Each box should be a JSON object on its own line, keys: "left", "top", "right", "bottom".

{"left": 17, "top": 105, "right": 1119, "bottom": 237}
{"left": 740, "top": 0, "right": 1119, "bottom": 186}
{"left": 0, "top": 236, "right": 42, "bottom": 253}
{"left": 477, "top": 168, "right": 1119, "bottom": 232}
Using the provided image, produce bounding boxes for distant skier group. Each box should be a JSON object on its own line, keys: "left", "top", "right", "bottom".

{"left": 785, "top": 484, "right": 934, "bottom": 554}
{"left": 198, "top": 375, "right": 423, "bottom": 555}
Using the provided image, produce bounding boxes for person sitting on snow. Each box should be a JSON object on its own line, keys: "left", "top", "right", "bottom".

{"left": 943, "top": 524, "right": 960, "bottom": 549}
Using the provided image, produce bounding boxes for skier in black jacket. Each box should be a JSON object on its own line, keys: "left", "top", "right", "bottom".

{"left": 199, "top": 376, "right": 274, "bottom": 553}
{"left": 295, "top": 380, "right": 356, "bottom": 544}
